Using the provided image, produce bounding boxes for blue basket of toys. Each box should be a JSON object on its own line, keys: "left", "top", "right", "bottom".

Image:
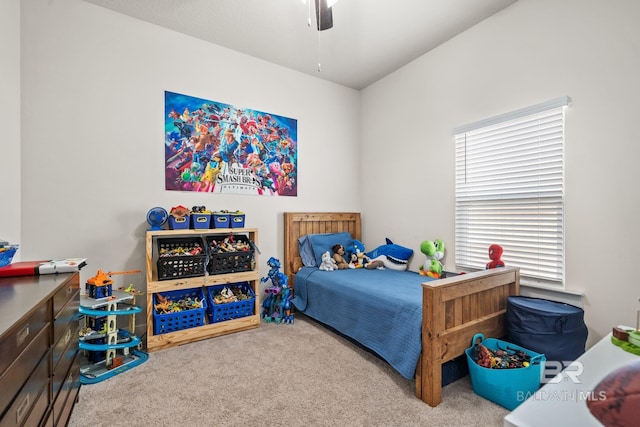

{"left": 0, "top": 245, "right": 19, "bottom": 268}
{"left": 206, "top": 282, "right": 255, "bottom": 323}
{"left": 466, "top": 333, "right": 545, "bottom": 410}
{"left": 153, "top": 287, "right": 207, "bottom": 335}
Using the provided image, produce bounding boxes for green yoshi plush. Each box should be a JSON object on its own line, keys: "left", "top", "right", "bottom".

{"left": 419, "top": 239, "right": 445, "bottom": 278}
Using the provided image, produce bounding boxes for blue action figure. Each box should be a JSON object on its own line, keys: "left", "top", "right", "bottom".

{"left": 260, "top": 257, "right": 293, "bottom": 324}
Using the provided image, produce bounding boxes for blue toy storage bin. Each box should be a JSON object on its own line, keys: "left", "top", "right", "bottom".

{"left": 506, "top": 296, "right": 588, "bottom": 365}
{"left": 212, "top": 212, "right": 230, "bottom": 229}
{"left": 153, "top": 287, "right": 207, "bottom": 335}
{"left": 168, "top": 215, "right": 190, "bottom": 230}
{"left": 229, "top": 212, "right": 246, "bottom": 228}
{"left": 190, "top": 213, "right": 211, "bottom": 229}
{"left": 206, "top": 282, "right": 255, "bottom": 323}
{"left": 466, "top": 333, "right": 545, "bottom": 410}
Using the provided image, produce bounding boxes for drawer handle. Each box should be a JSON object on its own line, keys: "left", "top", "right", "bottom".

{"left": 17, "top": 323, "right": 30, "bottom": 347}
{"left": 64, "top": 328, "right": 72, "bottom": 345}
{"left": 16, "top": 393, "right": 30, "bottom": 424}
{"left": 67, "top": 286, "right": 73, "bottom": 295}
{"left": 66, "top": 372, "right": 75, "bottom": 388}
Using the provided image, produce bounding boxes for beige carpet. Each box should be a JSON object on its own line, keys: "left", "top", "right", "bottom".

{"left": 68, "top": 314, "right": 508, "bottom": 427}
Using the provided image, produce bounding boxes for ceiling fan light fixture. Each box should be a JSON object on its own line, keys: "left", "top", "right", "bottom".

{"left": 315, "top": 0, "right": 334, "bottom": 31}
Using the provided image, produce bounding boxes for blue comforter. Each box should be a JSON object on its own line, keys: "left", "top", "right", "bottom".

{"left": 291, "top": 267, "right": 434, "bottom": 379}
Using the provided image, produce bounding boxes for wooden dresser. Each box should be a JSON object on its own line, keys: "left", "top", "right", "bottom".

{"left": 0, "top": 272, "right": 81, "bottom": 427}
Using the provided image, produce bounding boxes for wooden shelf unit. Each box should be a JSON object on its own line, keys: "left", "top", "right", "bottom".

{"left": 145, "top": 228, "right": 259, "bottom": 352}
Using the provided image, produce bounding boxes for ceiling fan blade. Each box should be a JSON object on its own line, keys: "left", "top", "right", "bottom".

{"left": 315, "top": 0, "right": 333, "bottom": 31}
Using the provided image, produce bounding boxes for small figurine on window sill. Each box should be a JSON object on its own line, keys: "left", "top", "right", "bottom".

{"left": 486, "top": 244, "right": 505, "bottom": 269}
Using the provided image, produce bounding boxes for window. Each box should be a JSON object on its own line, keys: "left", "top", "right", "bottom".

{"left": 454, "top": 97, "right": 570, "bottom": 287}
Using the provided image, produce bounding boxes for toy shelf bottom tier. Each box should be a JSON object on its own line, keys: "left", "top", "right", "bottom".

{"left": 80, "top": 350, "right": 148, "bottom": 385}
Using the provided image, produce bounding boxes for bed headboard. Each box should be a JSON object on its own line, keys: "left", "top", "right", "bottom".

{"left": 283, "top": 212, "right": 361, "bottom": 288}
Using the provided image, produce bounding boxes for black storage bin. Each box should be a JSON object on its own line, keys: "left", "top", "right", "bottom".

{"left": 506, "top": 296, "right": 588, "bottom": 364}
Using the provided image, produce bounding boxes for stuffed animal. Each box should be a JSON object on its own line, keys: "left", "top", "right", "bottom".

{"left": 331, "top": 244, "right": 350, "bottom": 269}
{"left": 319, "top": 251, "right": 337, "bottom": 271}
{"left": 348, "top": 253, "right": 359, "bottom": 269}
{"left": 365, "top": 238, "right": 413, "bottom": 270}
{"left": 486, "top": 244, "right": 505, "bottom": 269}
{"left": 349, "top": 239, "right": 384, "bottom": 269}
{"left": 419, "top": 239, "right": 445, "bottom": 278}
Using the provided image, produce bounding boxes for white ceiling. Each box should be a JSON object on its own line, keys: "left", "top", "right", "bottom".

{"left": 83, "top": 0, "right": 518, "bottom": 90}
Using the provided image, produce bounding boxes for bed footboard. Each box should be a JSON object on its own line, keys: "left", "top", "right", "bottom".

{"left": 417, "top": 267, "right": 520, "bottom": 406}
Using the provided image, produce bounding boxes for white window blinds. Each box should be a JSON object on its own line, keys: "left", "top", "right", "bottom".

{"left": 454, "top": 97, "right": 570, "bottom": 286}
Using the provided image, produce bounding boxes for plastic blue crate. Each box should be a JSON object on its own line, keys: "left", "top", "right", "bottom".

{"left": 206, "top": 282, "right": 255, "bottom": 323}
{"left": 212, "top": 213, "right": 230, "bottom": 228}
{"left": 229, "top": 213, "right": 246, "bottom": 228}
{"left": 465, "top": 333, "right": 545, "bottom": 410}
{"left": 0, "top": 245, "right": 18, "bottom": 268}
{"left": 168, "top": 215, "right": 190, "bottom": 230}
{"left": 153, "top": 287, "right": 207, "bottom": 335}
{"left": 190, "top": 213, "right": 211, "bottom": 229}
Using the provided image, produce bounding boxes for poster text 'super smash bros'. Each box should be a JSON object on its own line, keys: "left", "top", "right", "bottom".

{"left": 165, "top": 91, "right": 297, "bottom": 196}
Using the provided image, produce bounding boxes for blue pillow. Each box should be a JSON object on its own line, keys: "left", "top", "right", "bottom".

{"left": 298, "top": 235, "right": 317, "bottom": 267}
{"left": 308, "top": 232, "right": 353, "bottom": 267}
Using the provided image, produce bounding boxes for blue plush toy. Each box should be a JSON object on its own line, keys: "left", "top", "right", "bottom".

{"left": 366, "top": 238, "right": 414, "bottom": 270}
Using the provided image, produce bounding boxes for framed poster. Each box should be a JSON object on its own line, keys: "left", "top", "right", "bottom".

{"left": 164, "top": 91, "right": 297, "bottom": 196}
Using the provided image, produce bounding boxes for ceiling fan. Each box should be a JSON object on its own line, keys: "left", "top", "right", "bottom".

{"left": 315, "top": 0, "right": 334, "bottom": 31}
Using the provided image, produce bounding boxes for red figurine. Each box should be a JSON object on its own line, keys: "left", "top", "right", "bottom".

{"left": 486, "top": 244, "right": 505, "bottom": 269}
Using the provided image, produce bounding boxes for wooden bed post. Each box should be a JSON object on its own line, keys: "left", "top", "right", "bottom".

{"left": 417, "top": 267, "right": 520, "bottom": 407}
{"left": 419, "top": 282, "right": 444, "bottom": 406}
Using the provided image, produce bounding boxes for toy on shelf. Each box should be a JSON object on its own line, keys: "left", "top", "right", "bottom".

{"left": 169, "top": 205, "right": 190, "bottom": 229}
{"left": 86, "top": 269, "right": 141, "bottom": 299}
{"left": 80, "top": 270, "right": 147, "bottom": 384}
{"left": 610, "top": 298, "right": 640, "bottom": 356}
{"left": 486, "top": 244, "right": 505, "bottom": 269}
{"left": 260, "top": 257, "right": 293, "bottom": 324}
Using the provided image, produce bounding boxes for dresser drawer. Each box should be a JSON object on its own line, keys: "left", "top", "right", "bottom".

{"left": 52, "top": 316, "right": 79, "bottom": 374}
{"left": 0, "top": 302, "right": 49, "bottom": 377}
{"left": 20, "top": 380, "right": 49, "bottom": 427}
{"left": 52, "top": 352, "right": 80, "bottom": 427}
{"left": 51, "top": 329, "right": 79, "bottom": 402}
{"left": 53, "top": 291, "right": 79, "bottom": 345}
{"left": 52, "top": 274, "right": 80, "bottom": 319}
{"left": 0, "top": 324, "right": 50, "bottom": 416}
{"left": 0, "top": 351, "right": 49, "bottom": 427}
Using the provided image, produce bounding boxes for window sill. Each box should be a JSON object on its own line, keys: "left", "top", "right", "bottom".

{"left": 518, "top": 280, "right": 584, "bottom": 307}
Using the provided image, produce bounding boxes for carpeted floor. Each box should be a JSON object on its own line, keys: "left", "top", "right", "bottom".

{"left": 68, "top": 314, "right": 508, "bottom": 427}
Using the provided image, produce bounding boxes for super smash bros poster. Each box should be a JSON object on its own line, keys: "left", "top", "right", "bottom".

{"left": 164, "top": 91, "right": 298, "bottom": 196}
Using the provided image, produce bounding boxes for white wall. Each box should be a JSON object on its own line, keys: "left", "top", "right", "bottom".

{"left": 361, "top": 0, "right": 640, "bottom": 345}
{"left": 0, "top": 0, "right": 21, "bottom": 253}
{"left": 18, "top": 0, "right": 360, "bottom": 303}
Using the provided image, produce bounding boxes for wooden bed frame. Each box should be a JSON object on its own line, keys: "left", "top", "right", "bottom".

{"left": 283, "top": 212, "right": 520, "bottom": 407}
